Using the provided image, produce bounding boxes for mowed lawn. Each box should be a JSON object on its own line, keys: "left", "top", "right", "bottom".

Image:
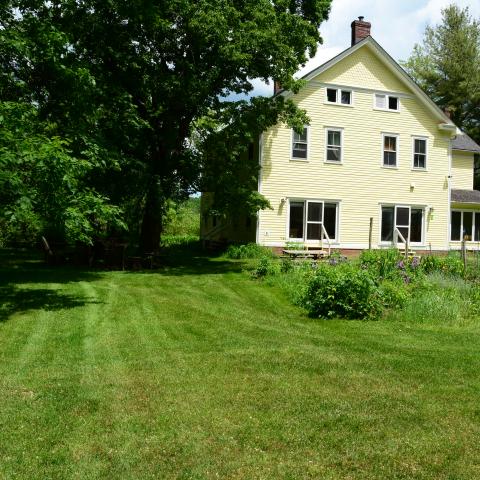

{"left": 1, "top": 250, "right": 480, "bottom": 479}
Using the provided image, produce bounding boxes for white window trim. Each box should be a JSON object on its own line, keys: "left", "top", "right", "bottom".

{"left": 373, "top": 93, "right": 401, "bottom": 112}
{"left": 290, "top": 125, "right": 309, "bottom": 162}
{"left": 325, "top": 87, "right": 354, "bottom": 107}
{"left": 450, "top": 209, "right": 477, "bottom": 242}
{"left": 286, "top": 198, "right": 340, "bottom": 243}
{"left": 378, "top": 203, "right": 426, "bottom": 246}
{"left": 381, "top": 133, "right": 400, "bottom": 169}
{"left": 411, "top": 135, "right": 428, "bottom": 171}
{"left": 324, "top": 127, "right": 344, "bottom": 164}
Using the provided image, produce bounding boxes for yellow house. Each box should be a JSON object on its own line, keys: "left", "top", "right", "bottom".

{"left": 201, "top": 17, "right": 480, "bottom": 253}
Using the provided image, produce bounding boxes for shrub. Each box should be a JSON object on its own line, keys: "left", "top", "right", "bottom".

{"left": 301, "top": 263, "right": 382, "bottom": 320}
{"left": 379, "top": 279, "right": 410, "bottom": 309}
{"left": 360, "top": 249, "right": 403, "bottom": 279}
{"left": 420, "top": 254, "right": 464, "bottom": 277}
{"left": 225, "top": 243, "right": 274, "bottom": 260}
{"left": 252, "top": 256, "right": 279, "bottom": 278}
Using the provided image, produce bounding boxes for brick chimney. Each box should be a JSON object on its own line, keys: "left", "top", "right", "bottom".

{"left": 351, "top": 16, "right": 371, "bottom": 46}
{"left": 273, "top": 80, "right": 283, "bottom": 95}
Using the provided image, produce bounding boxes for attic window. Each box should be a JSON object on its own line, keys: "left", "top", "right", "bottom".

{"left": 326, "top": 87, "right": 352, "bottom": 106}
{"left": 375, "top": 93, "right": 400, "bottom": 111}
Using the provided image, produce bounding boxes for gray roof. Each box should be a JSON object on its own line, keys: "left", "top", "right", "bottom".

{"left": 451, "top": 189, "right": 480, "bottom": 204}
{"left": 452, "top": 134, "right": 480, "bottom": 153}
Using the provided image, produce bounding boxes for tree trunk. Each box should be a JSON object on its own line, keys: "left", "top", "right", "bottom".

{"left": 139, "top": 179, "right": 164, "bottom": 253}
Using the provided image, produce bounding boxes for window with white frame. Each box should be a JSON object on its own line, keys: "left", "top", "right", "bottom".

{"left": 288, "top": 200, "right": 338, "bottom": 241}
{"left": 375, "top": 93, "right": 399, "bottom": 111}
{"left": 381, "top": 205, "right": 424, "bottom": 243}
{"left": 325, "top": 128, "right": 342, "bottom": 163}
{"left": 413, "top": 137, "right": 427, "bottom": 169}
{"left": 383, "top": 134, "right": 398, "bottom": 167}
{"left": 291, "top": 127, "right": 308, "bottom": 159}
{"left": 326, "top": 87, "right": 352, "bottom": 105}
{"left": 450, "top": 210, "right": 480, "bottom": 241}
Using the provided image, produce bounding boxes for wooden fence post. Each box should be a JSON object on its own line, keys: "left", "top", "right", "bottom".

{"left": 368, "top": 217, "right": 373, "bottom": 250}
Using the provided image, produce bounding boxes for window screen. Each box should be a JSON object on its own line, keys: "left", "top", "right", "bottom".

{"left": 289, "top": 202, "right": 304, "bottom": 239}
{"left": 451, "top": 211, "right": 461, "bottom": 241}
{"left": 410, "top": 209, "right": 423, "bottom": 243}
{"left": 324, "top": 203, "right": 337, "bottom": 239}
{"left": 381, "top": 207, "right": 394, "bottom": 242}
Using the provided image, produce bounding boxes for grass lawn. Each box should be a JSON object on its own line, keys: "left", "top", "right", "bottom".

{"left": 1, "top": 248, "right": 480, "bottom": 479}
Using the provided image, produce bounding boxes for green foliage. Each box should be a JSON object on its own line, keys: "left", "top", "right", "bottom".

{"left": 1, "top": 0, "right": 333, "bottom": 249}
{"left": 402, "top": 5, "right": 480, "bottom": 143}
{"left": 359, "top": 249, "right": 403, "bottom": 279}
{"left": 252, "top": 256, "right": 280, "bottom": 279}
{"left": 225, "top": 243, "right": 274, "bottom": 260}
{"left": 285, "top": 241, "right": 305, "bottom": 249}
{"left": 301, "top": 263, "right": 383, "bottom": 320}
{"left": 0, "top": 102, "right": 125, "bottom": 245}
{"left": 379, "top": 279, "right": 410, "bottom": 310}
{"left": 386, "top": 273, "right": 480, "bottom": 324}
{"left": 162, "top": 198, "right": 200, "bottom": 237}
{"left": 159, "top": 234, "right": 199, "bottom": 248}
{"left": 420, "top": 254, "right": 464, "bottom": 277}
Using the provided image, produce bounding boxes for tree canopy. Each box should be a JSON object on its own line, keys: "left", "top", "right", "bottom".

{"left": 402, "top": 5, "right": 480, "bottom": 143}
{"left": 0, "top": 0, "right": 332, "bottom": 250}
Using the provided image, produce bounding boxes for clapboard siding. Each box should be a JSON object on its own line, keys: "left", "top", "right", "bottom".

{"left": 258, "top": 45, "right": 452, "bottom": 249}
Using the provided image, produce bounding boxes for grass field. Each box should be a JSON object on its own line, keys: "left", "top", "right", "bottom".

{"left": 1, "top": 248, "right": 480, "bottom": 479}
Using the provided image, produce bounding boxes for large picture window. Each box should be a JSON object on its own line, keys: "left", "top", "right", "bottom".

{"left": 450, "top": 210, "right": 479, "bottom": 241}
{"left": 288, "top": 200, "right": 338, "bottom": 241}
{"left": 381, "top": 205, "right": 424, "bottom": 244}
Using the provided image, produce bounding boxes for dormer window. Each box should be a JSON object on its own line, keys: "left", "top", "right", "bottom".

{"left": 375, "top": 93, "right": 399, "bottom": 111}
{"left": 326, "top": 88, "right": 352, "bottom": 106}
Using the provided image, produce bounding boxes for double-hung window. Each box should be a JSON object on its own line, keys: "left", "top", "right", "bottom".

{"left": 326, "top": 88, "right": 352, "bottom": 106}
{"left": 292, "top": 127, "right": 308, "bottom": 160}
{"left": 288, "top": 200, "right": 338, "bottom": 241}
{"left": 383, "top": 134, "right": 398, "bottom": 167}
{"left": 325, "top": 128, "right": 342, "bottom": 163}
{"left": 413, "top": 137, "right": 427, "bottom": 169}
{"left": 451, "top": 210, "right": 479, "bottom": 241}
{"left": 375, "top": 93, "right": 399, "bottom": 111}
{"left": 381, "top": 205, "right": 424, "bottom": 244}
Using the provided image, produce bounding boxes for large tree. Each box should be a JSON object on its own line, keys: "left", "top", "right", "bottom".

{"left": 2, "top": 0, "right": 332, "bottom": 251}
{"left": 402, "top": 5, "right": 480, "bottom": 143}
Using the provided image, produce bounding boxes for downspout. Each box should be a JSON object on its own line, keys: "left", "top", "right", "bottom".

{"left": 447, "top": 138, "right": 452, "bottom": 251}
{"left": 256, "top": 133, "right": 263, "bottom": 245}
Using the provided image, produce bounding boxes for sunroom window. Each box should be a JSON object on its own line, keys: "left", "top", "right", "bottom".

{"left": 451, "top": 210, "right": 478, "bottom": 241}
{"left": 381, "top": 205, "right": 424, "bottom": 243}
{"left": 288, "top": 200, "right": 338, "bottom": 241}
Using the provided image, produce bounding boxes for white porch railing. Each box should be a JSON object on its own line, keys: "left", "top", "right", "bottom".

{"left": 393, "top": 227, "right": 409, "bottom": 258}
{"left": 321, "top": 224, "right": 332, "bottom": 256}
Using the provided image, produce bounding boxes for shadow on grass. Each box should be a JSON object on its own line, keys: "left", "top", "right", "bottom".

{"left": 0, "top": 249, "right": 103, "bottom": 322}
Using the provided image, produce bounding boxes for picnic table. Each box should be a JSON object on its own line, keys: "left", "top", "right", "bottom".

{"left": 282, "top": 249, "right": 327, "bottom": 260}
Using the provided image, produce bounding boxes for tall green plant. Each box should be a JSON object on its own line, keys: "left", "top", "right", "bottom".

{"left": 402, "top": 5, "right": 480, "bottom": 143}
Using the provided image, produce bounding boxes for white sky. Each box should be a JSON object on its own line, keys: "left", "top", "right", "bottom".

{"left": 251, "top": 0, "right": 480, "bottom": 97}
